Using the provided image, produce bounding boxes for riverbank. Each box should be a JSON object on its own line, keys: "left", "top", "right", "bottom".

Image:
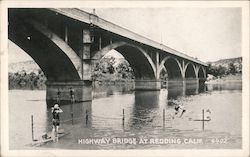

{"left": 205, "top": 74, "right": 242, "bottom": 84}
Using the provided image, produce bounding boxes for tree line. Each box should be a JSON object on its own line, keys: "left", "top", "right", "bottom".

{"left": 9, "top": 69, "right": 46, "bottom": 90}
{"left": 92, "top": 57, "right": 134, "bottom": 83}
{"left": 9, "top": 57, "right": 135, "bottom": 89}
{"left": 207, "top": 58, "right": 242, "bottom": 77}
{"left": 10, "top": 56, "right": 242, "bottom": 89}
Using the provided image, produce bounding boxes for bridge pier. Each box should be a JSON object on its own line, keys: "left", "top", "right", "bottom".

{"left": 166, "top": 78, "right": 201, "bottom": 88}
{"left": 46, "top": 80, "right": 92, "bottom": 102}
{"left": 135, "top": 79, "right": 161, "bottom": 91}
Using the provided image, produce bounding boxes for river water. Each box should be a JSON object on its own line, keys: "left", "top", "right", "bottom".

{"left": 9, "top": 81, "right": 242, "bottom": 149}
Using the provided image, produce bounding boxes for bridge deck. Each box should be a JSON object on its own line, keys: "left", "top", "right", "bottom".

{"left": 49, "top": 8, "right": 207, "bottom": 66}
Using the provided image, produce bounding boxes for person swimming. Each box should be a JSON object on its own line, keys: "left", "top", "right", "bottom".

{"left": 174, "top": 104, "right": 186, "bottom": 117}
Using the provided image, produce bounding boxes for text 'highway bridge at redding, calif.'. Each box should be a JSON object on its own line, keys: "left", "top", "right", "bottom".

{"left": 8, "top": 8, "right": 208, "bottom": 102}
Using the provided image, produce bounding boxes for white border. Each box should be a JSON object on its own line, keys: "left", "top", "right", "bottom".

{"left": 1, "top": 1, "right": 249, "bottom": 157}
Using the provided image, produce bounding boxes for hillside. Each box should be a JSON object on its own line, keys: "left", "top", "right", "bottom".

{"left": 211, "top": 57, "right": 242, "bottom": 65}
{"left": 8, "top": 60, "right": 41, "bottom": 74}
{"left": 206, "top": 57, "right": 242, "bottom": 82}
{"left": 8, "top": 55, "right": 126, "bottom": 74}
{"left": 207, "top": 57, "right": 242, "bottom": 73}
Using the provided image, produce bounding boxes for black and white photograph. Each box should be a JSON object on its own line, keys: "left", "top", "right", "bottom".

{"left": 0, "top": 1, "right": 249, "bottom": 157}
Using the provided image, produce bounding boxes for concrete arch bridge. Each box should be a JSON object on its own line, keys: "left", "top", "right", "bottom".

{"left": 8, "top": 8, "right": 207, "bottom": 101}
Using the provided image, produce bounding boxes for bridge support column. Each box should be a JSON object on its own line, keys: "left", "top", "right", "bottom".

{"left": 135, "top": 79, "right": 161, "bottom": 91}
{"left": 46, "top": 80, "right": 92, "bottom": 102}
{"left": 198, "top": 78, "right": 207, "bottom": 84}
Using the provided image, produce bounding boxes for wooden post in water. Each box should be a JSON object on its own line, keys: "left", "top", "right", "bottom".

{"left": 31, "top": 115, "right": 34, "bottom": 141}
{"left": 70, "top": 88, "right": 75, "bottom": 125}
{"left": 202, "top": 109, "right": 204, "bottom": 131}
{"left": 193, "top": 109, "right": 211, "bottom": 131}
{"left": 71, "top": 98, "right": 74, "bottom": 125}
{"left": 86, "top": 110, "right": 88, "bottom": 125}
{"left": 122, "top": 109, "right": 125, "bottom": 127}
{"left": 163, "top": 109, "right": 165, "bottom": 128}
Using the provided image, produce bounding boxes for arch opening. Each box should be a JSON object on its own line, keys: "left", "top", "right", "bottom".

{"left": 159, "top": 67, "right": 168, "bottom": 81}
{"left": 8, "top": 16, "right": 81, "bottom": 82}
{"left": 198, "top": 66, "right": 206, "bottom": 79}
{"left": 185, "top": 63, "right": 196, "bottom": 79}
{"left": 115, "top": 46, "right": 155, "bottom": 80}
{"left": 163, "top": 58, "right": 182, "bottom": 80}
{"left": 92, "top": 42, "right": 156, "bottom": 80}
{"left": 92, "top": 49, "right": 135, "bottom": 83}
{"left": 8, "top": 40, "right": 47, "bottom": 90}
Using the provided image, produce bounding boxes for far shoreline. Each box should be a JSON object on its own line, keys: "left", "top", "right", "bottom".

{"left": 205, "top": 73, "right": 242, "bottom": 84}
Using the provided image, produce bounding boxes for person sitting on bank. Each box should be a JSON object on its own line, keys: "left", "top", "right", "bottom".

{"left": 51, "top": 103, "right": 63, "bottom": 142}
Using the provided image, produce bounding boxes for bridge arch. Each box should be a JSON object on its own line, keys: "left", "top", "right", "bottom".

{"left": 184, "top": 62, "right": 197, "bottom": 78}
{"left": 158, "top": 56, "right": 183, "bottom": 80}
{"left": 197, "top": 66, "right": 206, "bottom": 79}
{"left": 8, "top": 17, "right": 82, "bottom": 81}
{"left": 92, "top": 42, "right": 157, "bottom": 80}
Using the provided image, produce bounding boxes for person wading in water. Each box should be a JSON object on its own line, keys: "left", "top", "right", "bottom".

{"left": 51, "top": 103, "right": 63, "bottom": 142}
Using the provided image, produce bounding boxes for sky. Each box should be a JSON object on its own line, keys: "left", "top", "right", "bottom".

{"left": 9, "top": 7, "right": 241, "bottom": 63}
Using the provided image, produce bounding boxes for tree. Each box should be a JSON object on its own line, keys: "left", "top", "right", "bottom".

{"left": 217, "top": 65, "right": 226, "bottom": 76}
{"left": 116, "top": 60, "right": 134, "bottom": 79}
{"left": 106, "top": 57, "right": 115, "bottom": 74}
{"left": 207, "top": 63, "right": 213, "bottom": 75}
{"left": 228, "top": 63, "right": 236, "bottom": 75}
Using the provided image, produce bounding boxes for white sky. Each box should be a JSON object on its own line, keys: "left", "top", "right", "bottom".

{"left": 9, "top": 7, "right": 241, "bottom": 63}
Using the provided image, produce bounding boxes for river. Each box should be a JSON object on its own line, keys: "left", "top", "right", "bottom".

{"left": 9, "top": 81, "right": 242, "bottom": 149}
